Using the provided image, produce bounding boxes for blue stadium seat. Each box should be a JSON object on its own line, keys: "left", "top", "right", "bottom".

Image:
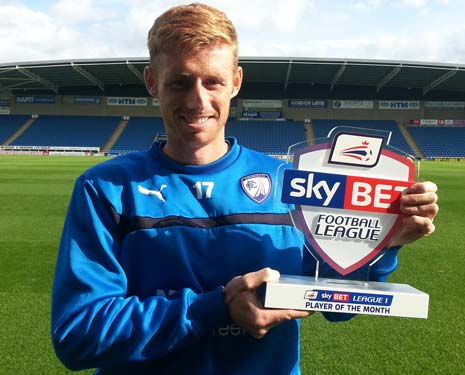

{"left": 0, "top": 115, "right": 30, "bottom": 144}
{"left": 225, "top": 120, "right": 306, "bottom": 155}
{"left": 11, "top": 115, "right": 120, "bottom": 148}
{"left": 408, "top": 126, "right": 465, "bottom": 159}
{"left": 111, "top": 117, "right": 165, "bottom": 153}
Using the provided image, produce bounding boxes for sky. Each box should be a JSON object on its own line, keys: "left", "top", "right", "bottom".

{"left": 1, "top": 0, "right": 465, "bottom": 65}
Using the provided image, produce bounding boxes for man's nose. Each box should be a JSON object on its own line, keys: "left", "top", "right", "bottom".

{"left": 186, "top": 79, "right": 207, "bottom": 109}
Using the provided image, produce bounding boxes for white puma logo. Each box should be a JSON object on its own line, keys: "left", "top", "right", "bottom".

{"left": 138, "top": 184, "right": 167, "bottom": 202}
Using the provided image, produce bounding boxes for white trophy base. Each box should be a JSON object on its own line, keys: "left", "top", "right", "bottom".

{"left": 262, "top": 275, "right": 429, "bottom": 319}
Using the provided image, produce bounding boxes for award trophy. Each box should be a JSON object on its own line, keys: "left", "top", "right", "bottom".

{"left": 262, "top": 127, "right": 429, "bottom": 318}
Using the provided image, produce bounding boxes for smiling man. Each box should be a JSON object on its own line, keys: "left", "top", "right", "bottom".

{"left": 144, "top": 45, "right": 241, "bottom": 164}
{"left": 51, "top": 3, "right": 438, "bottom": 375}
{"left": 144, "top": 16, "right": 243, "bottom": 165}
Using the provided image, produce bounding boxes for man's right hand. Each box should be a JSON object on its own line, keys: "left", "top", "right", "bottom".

{"left": 222, "top": 268, "right": 313, "bottom": 339}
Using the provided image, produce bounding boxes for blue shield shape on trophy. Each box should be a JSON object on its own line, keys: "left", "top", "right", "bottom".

{"left": 281, "top": 131, "right": 415, "bottom": 275}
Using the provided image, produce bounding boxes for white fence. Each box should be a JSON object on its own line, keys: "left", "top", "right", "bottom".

{"left": 0, "top": 145, "right": 100, "bottom": 156}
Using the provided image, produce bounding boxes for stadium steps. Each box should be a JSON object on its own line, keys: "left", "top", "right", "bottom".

{"left": 397, "top": 122, "right": 425, "bottom": 159}
{"left": 305, "top": 122, "right": 315, "bottom": 145}
{"left": 2, "top": 117, "right": 36, "bottom": 146}
{"left": 102, "top": 118, "right": 128, "bottom": 153}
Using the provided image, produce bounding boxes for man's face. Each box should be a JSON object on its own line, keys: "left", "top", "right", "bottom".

{"left": 145, "top": 44, "right": 242, "bottom": 163}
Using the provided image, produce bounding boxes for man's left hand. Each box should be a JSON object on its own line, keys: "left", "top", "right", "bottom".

{"left": 388, "top": 181, "right": 438, "bottom": 248}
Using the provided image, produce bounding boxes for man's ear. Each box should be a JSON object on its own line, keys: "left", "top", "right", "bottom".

{"left": 231, "top": 65, "right": 243, "bottom": 98}
{"left": 144, "top": 66, "right": 158, "bottom": 97}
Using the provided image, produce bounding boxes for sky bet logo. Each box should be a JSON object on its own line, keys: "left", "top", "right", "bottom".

{"left": 304, "top": 289, "right": 393, "bottom": 307}
{"left": 281, "top": 169, "right": 411, "bottom": 214}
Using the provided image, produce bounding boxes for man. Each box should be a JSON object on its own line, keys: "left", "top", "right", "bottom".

{"left": 51, "top": 3, "right": 438, "bottom": 374}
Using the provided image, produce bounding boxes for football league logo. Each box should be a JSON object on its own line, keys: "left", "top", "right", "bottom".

{"left": 241, "top": 173, "right": 271, "bottom": 204}
{"left": 329, "top": 133, "right": 384, "bottom": 167}
{"left": 340, "top": 141, "right": 372, "bottom": 161}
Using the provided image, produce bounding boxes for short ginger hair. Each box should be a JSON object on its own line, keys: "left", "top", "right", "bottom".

{"left": 147, "top": 3, "right": 238, "bottom": 67}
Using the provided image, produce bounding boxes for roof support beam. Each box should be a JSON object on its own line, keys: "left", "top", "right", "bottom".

{"left": 330, "top": 62, "right": 346, "bottom": 91}
{"left": 126, "top": 61, "right": 144, "bottom": 83}
{"left": 284, "top": 60, "right": 293, "bottom": 91}
{"left": 15, "top": 66, "right": 58, "bottom": 93}
{"left": 0, "top": 77, "right": 30, "bottom": 81}
{"left": 71, "top": 62, "right": 104, "bottom": 91}
{"left": 422, "top": 68, "right": 458, "bottom": 96}
{"left": 0, "top": 68, "right": 16, "bottom": 75}
{"left": 376, "top": 65, "right": 402, "bottom": 92}
{"left": 0, "top": 77, "right": 39, "bottom": 90}
{"left": 7, "top": 80, "right": 34, "bottom": 89}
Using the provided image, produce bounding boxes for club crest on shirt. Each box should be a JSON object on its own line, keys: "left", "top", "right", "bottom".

{"left": 240, "top": 173, "right": 272, "bottom": 204}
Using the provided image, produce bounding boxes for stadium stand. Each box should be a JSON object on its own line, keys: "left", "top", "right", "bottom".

{"left": 4, "top": 115, "right": 310, "bottom": 156}
{"left": 3, "top": 113, "right": 465, "bottom": 161}
{"left": 110, "top": 117, "right": 165, "bottom": 154}
{"left": 225, "top": 119, "right": 306, "bottom": 155}
{"left": 110, "top": 118, "right": 306, "bottom": 155}
{"left": 2, "top": 57, "right": 465, "bottom": 161}
{"left": 408, "top": 126, "right": 465, "bottom": 159}
{"left": 11, "top": 115, "right": 120, "bottom": 148}
{"left": 0, "top": 115, "right": 29, "bottom": 144}
{"left": 311, "top": 119, "right": 415, "bottom": 156}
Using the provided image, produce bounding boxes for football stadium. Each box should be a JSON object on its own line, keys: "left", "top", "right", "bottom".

{"left": 1, "top": 56, "right": 464, "bottom": 374}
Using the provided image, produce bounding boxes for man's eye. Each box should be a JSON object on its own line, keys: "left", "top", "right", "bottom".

{"left": 205, "top": 78, "right": 220, "bottom": 86}
{"left": 170, "top": 79, "right": 188, "bottom": 89}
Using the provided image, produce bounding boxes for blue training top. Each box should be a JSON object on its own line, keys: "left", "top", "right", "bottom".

{"left": 51, "top": 137, "right": 398, "bottom": 374}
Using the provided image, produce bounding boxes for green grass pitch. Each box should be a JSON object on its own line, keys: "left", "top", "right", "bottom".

{"left": 0, "top": 156, "right": 463, "bottom": 374}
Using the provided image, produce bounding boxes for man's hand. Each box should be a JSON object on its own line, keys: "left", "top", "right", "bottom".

{"left": 223, "top": 268, "right": 313, "bottom": 339}
{"left": 388, "top": 181, "right": 439, "bottom": 248}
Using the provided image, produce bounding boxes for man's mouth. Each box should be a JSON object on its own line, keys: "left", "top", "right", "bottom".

{"left": 182, "top": 116, "right": 210, "bottom": 124}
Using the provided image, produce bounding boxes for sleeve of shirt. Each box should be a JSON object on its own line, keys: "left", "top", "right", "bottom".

{"left": 302, "top": 246, "right": 400, "bottom": 322}
{"left": 51, "top": 175, "right": 229, "bottom": 371}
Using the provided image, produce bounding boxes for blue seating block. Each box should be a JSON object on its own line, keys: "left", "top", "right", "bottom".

{"left": 0, "top": 115, "right": 29, "bottom": 143}
{"left": 12, "top": 115, "right": 120, "bottom": 147}
{"left": 111, "top": 117, "right": 165, "bottom": 152}
{"left": 408, "top": 126, "right": 465, "bottom": 158}
{"left": 225, "top": 120, "right": 306, "bottom": 155}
